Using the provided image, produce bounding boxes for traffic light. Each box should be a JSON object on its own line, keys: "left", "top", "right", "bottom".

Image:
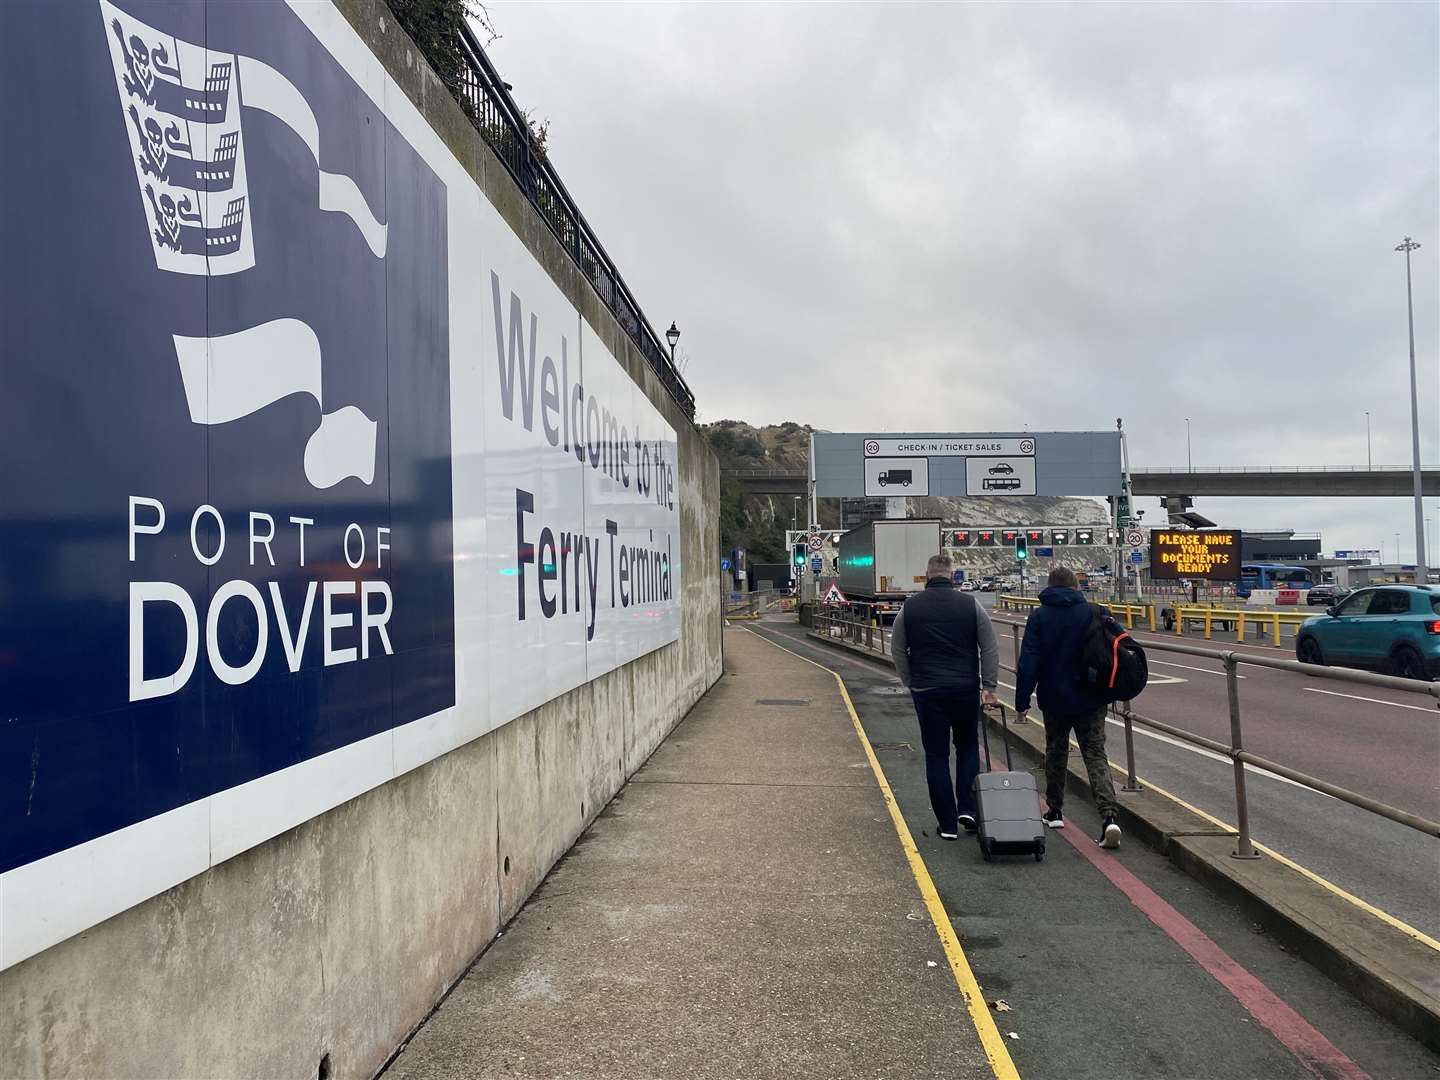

{"left": 1015, "top": 534, "right": 1028, "bottom": 561}
{"left": 793, "top": 542, "right": 806, "bottom": 568}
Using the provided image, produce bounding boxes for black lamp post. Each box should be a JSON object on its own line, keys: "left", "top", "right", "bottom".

{"left": 665, "top": 321, "right": 680, "bottom": 364}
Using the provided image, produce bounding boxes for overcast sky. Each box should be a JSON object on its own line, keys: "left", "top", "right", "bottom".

{"left": 486, "top": 1, "right": 1438, "bottom": 558}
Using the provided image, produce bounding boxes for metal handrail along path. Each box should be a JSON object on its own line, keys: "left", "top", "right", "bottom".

{"left": 808, "top": 605, "right": 1440, "bottom": 857}
{"left": 451, "top": 25, "right": 695, "bottom": 418}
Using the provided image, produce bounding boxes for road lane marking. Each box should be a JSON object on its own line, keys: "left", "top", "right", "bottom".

{"left": 991, "top": 687, "right": 1440, "bottom": 955}
{"left": 1051, "top": 811, "right": 1373, "bottom": 1080}
{"left": 1303, "top": 687, "right": 1438, "bottom": 714}
{"left": 780, "top": 623, "right": 1440, "bottom": 953}
{"left": 1098, "top": 717, "right": 1323, "bottom": 794}
{"left": 991, "top": 681, "right": 1319, "bottom": 794}
{"left": 1150, "top": 659, "right": 1246, "bottom": 678}
{"left": 739, "top": 627, "right": 1021, "bottom": 1080}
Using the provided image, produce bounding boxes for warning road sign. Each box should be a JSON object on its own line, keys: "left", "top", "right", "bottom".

{"left": 821, "top": 582, "right": 849, "bottom": 605}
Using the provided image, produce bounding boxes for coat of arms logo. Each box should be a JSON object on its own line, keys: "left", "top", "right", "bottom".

{"left": 100, "top": 0, "right": 389, "bottom": 488}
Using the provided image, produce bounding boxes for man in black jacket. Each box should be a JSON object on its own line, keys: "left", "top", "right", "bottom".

{"left": 1014, "top": 566, "right": 1122, "bottom": 848}
{"left": 890, "top": 553, "right": 999, "bottom": 839}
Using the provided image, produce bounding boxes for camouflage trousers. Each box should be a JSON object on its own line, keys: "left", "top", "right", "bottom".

{"left": 1042, "top": 707, "right": 1119, "bottom": 818}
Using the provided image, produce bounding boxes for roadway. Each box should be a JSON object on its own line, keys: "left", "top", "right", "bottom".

{"left": 973, "top": 592, "right": 1440, "bottom": 938}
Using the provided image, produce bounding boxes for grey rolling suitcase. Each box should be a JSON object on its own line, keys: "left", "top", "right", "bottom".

{"left": 973, "top": 704, "right": 1046, "bottom": 862}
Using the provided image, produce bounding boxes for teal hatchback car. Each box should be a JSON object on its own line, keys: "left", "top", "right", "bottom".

{"left": 1295, "top": 585, "right": 1440, "bottom": 681}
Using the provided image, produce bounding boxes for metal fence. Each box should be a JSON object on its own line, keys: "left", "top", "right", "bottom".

{"left": 452, "top": 25, "right": 695, "bottom": 419}
{"left": 809, "top": 607, "right": 1440, "bottom": 854}
{"left": 725, "top": 588, "right": 786, "bottom": 618}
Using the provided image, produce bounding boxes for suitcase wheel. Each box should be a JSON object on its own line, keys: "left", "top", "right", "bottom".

{"left": 980, "top": 838, "right": 993, "bottom": 862}
{"left": 1034, "top": 839, "right": 1045, "bottom": 862}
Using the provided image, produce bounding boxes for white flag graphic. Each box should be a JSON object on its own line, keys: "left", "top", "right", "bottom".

{"left": 173, "top": 320, "right": 377, "bottom": 488}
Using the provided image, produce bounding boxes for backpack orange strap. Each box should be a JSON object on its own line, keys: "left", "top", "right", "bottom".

{"left": 1110, "top": 631, "right": 1130, "bottom": 689}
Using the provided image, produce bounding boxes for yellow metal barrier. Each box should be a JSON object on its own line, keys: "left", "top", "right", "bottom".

{"left": 997, "top": 595, "right": 1156, "bottom": 631}
{"left": 1169, "top": 604, "right": 1314, "bottom": 647}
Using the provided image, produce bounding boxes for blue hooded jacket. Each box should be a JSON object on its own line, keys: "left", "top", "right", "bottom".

{"left": 1014, "top": 586, "right": 1108, "bottom": 716}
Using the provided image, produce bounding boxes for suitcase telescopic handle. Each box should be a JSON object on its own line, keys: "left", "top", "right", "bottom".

{"left": 981, "top": 701, "right": 1013, "bottom": 772}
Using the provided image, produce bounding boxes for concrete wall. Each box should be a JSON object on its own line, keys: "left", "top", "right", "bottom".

{"left": 0, "top": 3, "right": 722, "bottom": 1076}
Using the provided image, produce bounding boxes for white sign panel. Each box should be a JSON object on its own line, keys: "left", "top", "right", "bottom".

{"left": 477, "top": 225, "right": 681, "bottom": 725}
{"left": 965, "top": 457, "right": 1036, "bottom": 496}
{"left": 863, "top": 437, "right": 1034, "bottom": 458}
{"left": 864, "top": 456, "right": 930, "bottom": 496}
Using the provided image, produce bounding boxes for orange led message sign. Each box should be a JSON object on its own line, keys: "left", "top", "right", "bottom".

{"left": 1150, "top": 530, "right": 1241, "bottom": 581}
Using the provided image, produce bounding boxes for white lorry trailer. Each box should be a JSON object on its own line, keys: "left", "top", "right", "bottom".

{"left": 835, "top": 519, "right": 943, "bottom": 620}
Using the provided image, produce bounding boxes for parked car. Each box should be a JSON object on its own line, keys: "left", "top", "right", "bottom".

{"left": 1306, "top": 584, "right": 1350, "bottom": 607}
{"left": 1295, "top": 585, "right": 1440, "bottom": 680}
{"left": 959, "top": 580, "right": 975, "bottom": 592}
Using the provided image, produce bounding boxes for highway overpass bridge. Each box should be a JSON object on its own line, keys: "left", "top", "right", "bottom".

{"left": 722, "top": 466, "right": 1440, "bottom": 498}
{"left": 1130, "top": 467, "right": 1440, "bottom": 497}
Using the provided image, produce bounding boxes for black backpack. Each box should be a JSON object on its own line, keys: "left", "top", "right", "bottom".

{"left": 1076, "top": 604, "right": 1147, "bottom": 703}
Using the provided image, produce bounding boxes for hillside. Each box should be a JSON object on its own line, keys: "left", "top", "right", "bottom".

{"left": 704, "top": 420, "right": 1115, "bottom": 570}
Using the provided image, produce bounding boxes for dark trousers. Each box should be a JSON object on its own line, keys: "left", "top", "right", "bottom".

{"left": 911, "top": 686, "right": 981, "bottom": 831}
{"left": 1043, "top": 707, "right": 1119, "bottom": 818}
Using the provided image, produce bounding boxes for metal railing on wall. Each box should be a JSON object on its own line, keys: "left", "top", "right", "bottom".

{"left": 808, "top": 606, "right": 1440, "bottom": 857}
{"left": 452, "top": 25, "right": 695, "bottom": 419}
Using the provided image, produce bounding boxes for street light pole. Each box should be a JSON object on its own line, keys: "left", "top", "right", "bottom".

{"left": 665, "top": 321, "right": 680, "bottom": 367}
{"left": 1365, "top": 411, "right": 1371, "bottom": 470}
{"left": 1186, "top": 418, "right": 1192, "bottom": 472}
{"left": 1396, "top": 237, "right": 1426, "bottom": 583}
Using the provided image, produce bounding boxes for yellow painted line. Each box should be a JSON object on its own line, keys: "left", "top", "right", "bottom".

{"left": 738, "top": 627, "right": 1021, "bottom": 1080}
{"left": 997, "top": 695, "right": 1440, "bottom": 956}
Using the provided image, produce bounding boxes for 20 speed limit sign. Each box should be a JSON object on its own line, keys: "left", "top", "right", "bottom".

{"left": 1125, "top": 528, "right": 1145, "bottom": 548}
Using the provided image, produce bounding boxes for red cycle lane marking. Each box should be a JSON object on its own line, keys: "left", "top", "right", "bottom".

{"left": 1050, "top": 814, "right": 1371, "bottom": 1080}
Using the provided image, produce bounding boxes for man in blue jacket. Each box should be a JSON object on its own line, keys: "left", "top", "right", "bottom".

{"left": 1014, "top": 566, "right": 1122, "bottom": 848}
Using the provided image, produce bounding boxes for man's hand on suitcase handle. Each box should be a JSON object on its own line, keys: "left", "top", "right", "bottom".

{"left": 981, "top": 690, "right": 999, "bottom": 709}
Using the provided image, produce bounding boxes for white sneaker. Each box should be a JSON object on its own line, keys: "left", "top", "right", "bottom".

{"left": 1097, "top": 816, "right": 1122, "bottom": 849}
{"left": 1043, "top": 809, "right": 1065, "bottom": 829}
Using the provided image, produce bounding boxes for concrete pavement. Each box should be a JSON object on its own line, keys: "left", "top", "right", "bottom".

{"left": 383, "top": 628, "right": 1009, "bottom": 1079}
